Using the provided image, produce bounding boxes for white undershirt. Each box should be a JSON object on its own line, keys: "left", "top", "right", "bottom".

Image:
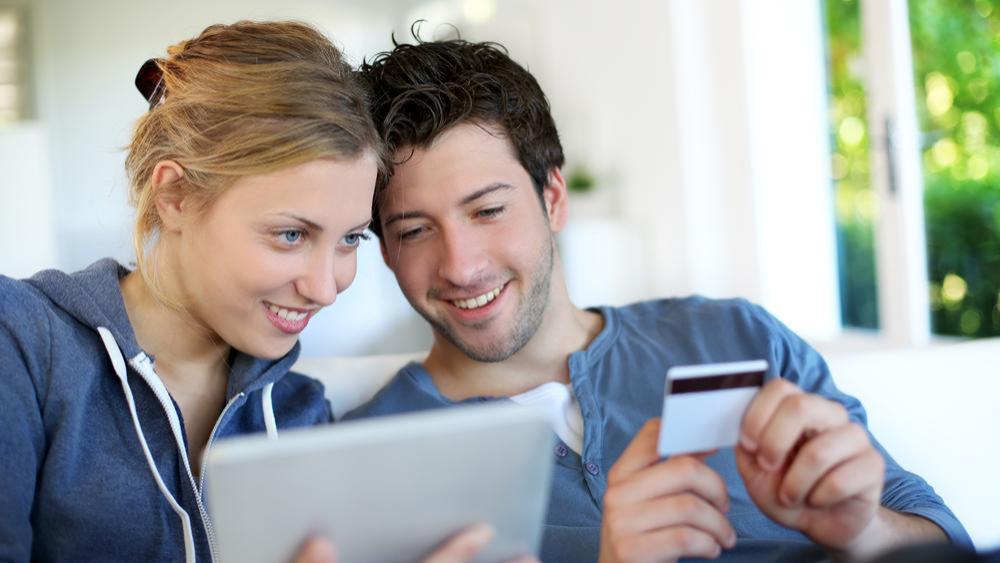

{"left": 510, "top": 382, "right": 585, "bottom": 454}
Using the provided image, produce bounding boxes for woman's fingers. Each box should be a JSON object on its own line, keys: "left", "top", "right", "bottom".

{"left": 422, "top": 524, "right": 495, "bottom": 563}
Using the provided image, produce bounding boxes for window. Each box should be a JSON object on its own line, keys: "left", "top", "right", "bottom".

{"left": 824, "top": 0, "right": 1000, "bottom": 342}
{"left": 0, "top": 7, "right": 26, "bottom": 123}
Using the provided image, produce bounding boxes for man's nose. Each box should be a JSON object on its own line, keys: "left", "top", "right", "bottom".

{"left": 436, "top": 228, "right": 488, "bottom": 288}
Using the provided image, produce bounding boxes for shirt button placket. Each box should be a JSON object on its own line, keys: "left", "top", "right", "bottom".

{"left": 585, "top": 462, "right": 600, "bottom": 476}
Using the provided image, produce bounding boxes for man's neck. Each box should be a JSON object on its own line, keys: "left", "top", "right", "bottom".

{"left": 423, "top": 285, "right": 604, "bottom": 401}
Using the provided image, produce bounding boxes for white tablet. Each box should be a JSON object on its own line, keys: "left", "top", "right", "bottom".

{"left": 204, "top": 403, "right": 554, "bottom": 563}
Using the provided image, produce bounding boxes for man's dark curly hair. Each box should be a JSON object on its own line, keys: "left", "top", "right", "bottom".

{"left": 360, "top": 32, "right": 565, "bottom": 238}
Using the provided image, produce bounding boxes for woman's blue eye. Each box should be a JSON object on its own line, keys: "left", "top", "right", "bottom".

{"left": 342, "top": 231, "right": 371, "bottom": 248}
{"left": 278, "top": 230, "right": 303, "bottom": 245}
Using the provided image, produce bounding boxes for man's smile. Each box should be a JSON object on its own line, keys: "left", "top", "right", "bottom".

{"left": 449, "top": 282, "right": 508, "bottom": 310}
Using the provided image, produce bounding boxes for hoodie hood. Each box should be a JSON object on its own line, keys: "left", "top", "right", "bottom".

{"left": 24, "top": 258, "right": 301, "bottom": 398}
{"left": 27, "top": 258, "right": 142, "bottom": 357}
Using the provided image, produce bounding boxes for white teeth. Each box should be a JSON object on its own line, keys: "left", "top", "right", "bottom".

{"left": 451, "top": 285, "right": 504, "bottom": 310}
{"left": 268, "top": 303, "right": 308, "bottom": 322}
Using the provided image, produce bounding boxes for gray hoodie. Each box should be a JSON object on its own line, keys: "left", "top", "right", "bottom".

{"left": 0, "top": 258, "right": 332, "bottom": 562}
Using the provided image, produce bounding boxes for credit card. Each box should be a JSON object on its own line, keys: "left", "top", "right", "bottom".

{"left": 657, "top": 360, "right": 768, "bottom": 457}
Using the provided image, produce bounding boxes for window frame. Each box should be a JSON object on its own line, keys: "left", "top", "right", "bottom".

{"left": 859, "top": 0, "right": 934, "bottom": 345}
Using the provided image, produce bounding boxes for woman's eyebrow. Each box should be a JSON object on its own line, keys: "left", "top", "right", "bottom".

{"left": 273, "top": 213, "right": 323, "bottom": 232}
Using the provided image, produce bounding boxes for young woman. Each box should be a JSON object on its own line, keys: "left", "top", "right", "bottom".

{"left": 0, "top": 21, "right": 503, "bottom": 563}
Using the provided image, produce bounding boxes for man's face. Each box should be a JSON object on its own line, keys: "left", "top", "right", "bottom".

{"left": 379, "top": 122, "right": 563, "bottom": 362}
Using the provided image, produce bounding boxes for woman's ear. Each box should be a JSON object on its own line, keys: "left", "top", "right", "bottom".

{"left": 151, "top": 161, "right": 188, "bottom": 232}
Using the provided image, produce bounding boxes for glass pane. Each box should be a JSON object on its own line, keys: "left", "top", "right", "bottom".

{"left": 824, "top": 0, "right": 880, "bottom": 330}
{"left": 0, "top": 11, "right": 18, "bottom": 45}
{"left": 910, "top": 0, "right": 1000, "bottom": 338}
{"left": 0, "top": 8, "right": 20, "bottom": 122}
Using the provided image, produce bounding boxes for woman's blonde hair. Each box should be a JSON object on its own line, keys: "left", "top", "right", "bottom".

{"left": 125, "top": 20, "right": 382, "bottom": 304}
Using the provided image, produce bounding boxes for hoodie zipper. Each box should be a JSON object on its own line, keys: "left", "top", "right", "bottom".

{"left": 128, "top": 354, "right": 249, "bottom": 563}
{"left": 194, "top": 390, "right": 247, "bottom": 560}
{"left": 198, "top": 392, "right": 246, "bottom": 496}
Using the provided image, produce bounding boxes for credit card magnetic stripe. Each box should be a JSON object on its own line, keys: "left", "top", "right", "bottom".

{"left": 667, "top": 370, "right": 765, "bottom": 395}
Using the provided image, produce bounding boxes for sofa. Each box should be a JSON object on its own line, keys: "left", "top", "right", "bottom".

{"left": 293, "top": 337, "right": 1000, "bottom": 551}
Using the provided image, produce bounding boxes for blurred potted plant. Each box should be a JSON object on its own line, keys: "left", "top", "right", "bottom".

{"left": 564, "top": 162, "right": 619, "bottom": 219}
{"left": 566, "top": 164, "right": 596, "bottom": 194}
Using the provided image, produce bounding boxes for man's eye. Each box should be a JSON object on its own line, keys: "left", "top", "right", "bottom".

{"left": 400, "top": 226, "right": 425, "bottom": 241}
{"left": 477, "top": 206, "right": 505, "bottom": 219}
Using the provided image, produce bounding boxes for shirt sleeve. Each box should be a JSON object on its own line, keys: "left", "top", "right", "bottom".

{"left": 751, "top": 303, "right": 974, "bottom": 549}
{"left": 0, "top": 315, "right": 47, "bottom": 561}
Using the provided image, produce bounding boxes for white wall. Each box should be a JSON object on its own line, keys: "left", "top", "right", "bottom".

{"left": 2, "top": 0, "right": 844, "bottom": 355}
{"left": 0, "top": 121, "right": 56, "bottom": 278}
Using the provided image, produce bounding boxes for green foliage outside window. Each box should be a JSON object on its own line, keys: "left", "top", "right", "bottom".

{"left": 825, "top": 0, "right": 879, "bottom": 330}
{"left": 825, "top": 0, "right": 1000, "bottom": 337}
{"left": 911, "top": 0, "right": 1000, "bottom": 337}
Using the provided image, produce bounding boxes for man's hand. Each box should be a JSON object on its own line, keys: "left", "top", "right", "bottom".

{"left": 293, "top": 525, "right": 540, "bottom": 563}
{"left": 599, "top": 419, "right": 737, "bottom": 563}
{"left": 736, "top": 378, "right": 885, "bottom": 552}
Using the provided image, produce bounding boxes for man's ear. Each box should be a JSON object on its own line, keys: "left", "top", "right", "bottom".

{"left": 542, "top": 167, "right": 569, "bottom": 233}
{"left": 151, "top": 161, "right": 188, "bottom": 233}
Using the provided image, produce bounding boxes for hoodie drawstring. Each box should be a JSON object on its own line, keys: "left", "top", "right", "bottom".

{"left": 262, "top": 382, "right": 277, "bottom": 439}
{"left": 97, "top": 327, "right": 197, "bottom": 563}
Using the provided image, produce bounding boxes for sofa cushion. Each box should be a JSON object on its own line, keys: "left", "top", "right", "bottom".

{"left": 294, "top": 352, "right": 423, "bottom": 419}
{"left": 825, "top": 338, "right": 1000, "bottom": 551}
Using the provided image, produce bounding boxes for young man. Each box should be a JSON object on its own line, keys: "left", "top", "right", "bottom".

{"left": 346, "top": 38, "right": 971, "bottom": 562}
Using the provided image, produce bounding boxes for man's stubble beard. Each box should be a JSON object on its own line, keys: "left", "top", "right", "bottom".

{"left": 417, "top": 234, "right": 555, "bottom": 363}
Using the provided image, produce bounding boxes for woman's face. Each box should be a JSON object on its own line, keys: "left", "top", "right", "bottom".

{"left": 172, "top": 155, "right": 377, "bottom": 359}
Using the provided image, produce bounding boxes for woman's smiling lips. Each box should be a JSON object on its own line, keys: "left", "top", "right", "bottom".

{"left": 263, "top": 301, "right": 316, "bottom": 334}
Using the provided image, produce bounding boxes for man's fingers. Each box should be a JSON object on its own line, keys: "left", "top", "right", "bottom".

{"left": 626, "top": 526, "right": 724, "bottom": 562}
{"left": 753, "top": 392, "right": 849, "bottom": 472}
{"left": 609, "top": 493, "right": 736, "bottom": 549}
{"left": 740, "top": 378, "right": 800, "bottom": 452}
{"left": 807, "top": 449, "right": 885, "bottom": 508}
{"left": 423, "top": 524, "right": 494, "bottom": 563}
{"left": 607, "top": 419, "right": 662, "bottom": 483}
{"left": 778, "top": 423, "right": 872, "bottom": 506}
{"left": 605, "top": 455, "right": 730, "bottom": 513}
{"left": 294, "top": 537, "right": 338, "bottom": 563}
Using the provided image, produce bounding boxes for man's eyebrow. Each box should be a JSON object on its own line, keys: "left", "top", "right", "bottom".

{"left": 460, "top": 182, "right": 514, "bottom": 205}
{"left": 382, "top": 210, "right": 429, "bottom": 230}
{"left": 381, "top": 183, "right": 514, "bottom": 230}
